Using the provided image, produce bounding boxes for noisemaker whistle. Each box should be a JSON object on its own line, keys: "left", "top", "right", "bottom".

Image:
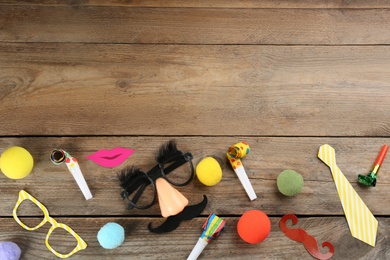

{"left": 226, "top": 142, "right": 257, "bottom": 201}
{"left": 51, "top": 149, "right": 93, "bottom": 200}
{"left": 358, "top": 145, "right": 388, "bottom": 187}
{"left": 187, "top": 213, "right": 226, "bottom": 260}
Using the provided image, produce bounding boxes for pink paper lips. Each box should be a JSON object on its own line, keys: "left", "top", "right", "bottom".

{"left": 86, "top": 147, "right": 135, "bottom": 168}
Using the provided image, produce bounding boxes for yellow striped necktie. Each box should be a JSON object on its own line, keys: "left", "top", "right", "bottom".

{"left": 318, "top": 144, "right": 378, "bottom": 247}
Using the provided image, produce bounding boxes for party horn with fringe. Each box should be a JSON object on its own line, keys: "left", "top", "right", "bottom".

{"left": 187, "top": 213, "right": 226, "bottom": 260}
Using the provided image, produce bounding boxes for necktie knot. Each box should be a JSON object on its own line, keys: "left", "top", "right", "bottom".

{"left": 318, "top": 144, "right": 337, "bottom": 168}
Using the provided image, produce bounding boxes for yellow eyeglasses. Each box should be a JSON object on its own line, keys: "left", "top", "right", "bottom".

{"left": 12, "top": 190, "right": 87, "bottom": 258}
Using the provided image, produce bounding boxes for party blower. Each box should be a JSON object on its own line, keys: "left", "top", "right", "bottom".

{"left": 358, "top": 145, "right": 388, "bottom": 187}
{"left": 51, "top": 149, "right": 93, "bottom": 200}
{"left": 187, "top": 213, "right": 226, "bottom": 260}
{"left": 226, "top": 142, "right": 257, "bottom": 201}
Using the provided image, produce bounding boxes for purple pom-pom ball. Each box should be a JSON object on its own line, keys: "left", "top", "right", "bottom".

{"left": 0, "top": 241, "right": 21, "bottom": 260}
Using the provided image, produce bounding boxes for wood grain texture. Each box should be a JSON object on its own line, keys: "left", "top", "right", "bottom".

{"left": 2, "top": 0, "right": 390, "bottom": 8}
{"left": 1, "top": 2, "right": 389, "bottom": 259}
{"left": 1, "top": 44, "right": 390, "bottom": 136}
{"left": 1, "top": 6, "right": 390, "bottom": 44}
{"left": 0, "top": 217, "right": 389, "bottom": 259}
{"left": 0, "top": 137, "right": 389, "bottom": 216}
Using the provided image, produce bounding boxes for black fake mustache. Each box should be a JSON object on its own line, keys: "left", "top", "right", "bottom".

{"left": 148, "top": 195, "right": 208, "bottom": 233}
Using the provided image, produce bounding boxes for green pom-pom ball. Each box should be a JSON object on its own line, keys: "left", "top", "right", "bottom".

{"left": 277, "top": 170, "right": 304, "bottom": 196}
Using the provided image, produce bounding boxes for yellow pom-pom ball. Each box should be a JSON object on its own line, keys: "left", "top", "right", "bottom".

{"left": 0, "top": 146, "right": 34, "bottom": 179}
{"left": 196, "top": 157, "right": 222, "bottom": 186}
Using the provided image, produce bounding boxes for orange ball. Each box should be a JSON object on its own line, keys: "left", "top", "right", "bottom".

{"left": 237, "top": 210, "right": 271, "bottom": 244}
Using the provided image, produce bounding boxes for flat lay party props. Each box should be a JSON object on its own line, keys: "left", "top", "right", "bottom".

{"left": 318, "top": 144, "right": 378, "bottom": 247}
{"left": 358, "top": 144, "right": 388, "bottom": 187}
{"left": 12, "top": 190, "right": 87, "bottom": 258}
{"left": 226, "top": 142, "right": 257, "bottom": 201}
{"left": 0, "top": 146, "right": 33, "bottom": 179}
{"left": 187, "top": 213, "right": 226, "bottom": 260}
{"left": 237, "top": 210, "right": 270, "bottom": 244}
{"left": 51, "top": 149, "right": 93, "bottom": 200}
{"left": 86, "top": 147, "right": 135, "bottom": 168}
{"left": 97, "top": 222, "right": 125, "bottom": 249}
{"left": 148, "top": 195, "right": 208, "bottom": 233}
{"left": 196, "top": 157, "right": 222, "bottom": 186}
{"left": 0, "top": 241, "right": 21, "bottom": 260}
{"left": 280, "top": 214, "right": 334, "bottom": 260}
{"left": 277, "top": 170, "right": 304, "bottom": 196}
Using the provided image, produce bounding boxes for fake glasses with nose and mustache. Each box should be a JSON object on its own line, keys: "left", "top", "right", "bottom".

{"left": 119, "top": 141, "right": 194, "bottom": 211}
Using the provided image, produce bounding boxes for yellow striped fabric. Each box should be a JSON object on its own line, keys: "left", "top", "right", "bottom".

{"left": 12, "top": 190, "right": 87, "bottom": 258}
{"left": 318, "top": 144, "right": 378, "bottom": 247}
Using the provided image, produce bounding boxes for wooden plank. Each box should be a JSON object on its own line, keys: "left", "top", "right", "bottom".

{"left": 2, "top": 0, "right": 390, "bottom": 8}
{"left": 1, "top": 137, "right": 389, "bottom": 216}
{"left": 1, "top": 6, "right": 390, "bottom": 44}
{"left": 0, "top": 216, "right": 389, "bottom": 259}
{"left": 1, "top": 44, "right": 390, "bottom": 136}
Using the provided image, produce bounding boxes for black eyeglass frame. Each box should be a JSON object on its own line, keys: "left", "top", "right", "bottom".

{"left": 121, "top": 152, "right": 194, "bottom": 210}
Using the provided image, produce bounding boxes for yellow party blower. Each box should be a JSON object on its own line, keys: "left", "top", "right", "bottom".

{"left": 226, "top": 142, "right": 257, "bottom": 201}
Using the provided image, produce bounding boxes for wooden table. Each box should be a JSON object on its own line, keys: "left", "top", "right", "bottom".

{"left": 1, "top": 1, "right": 390, "bottom": 259}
